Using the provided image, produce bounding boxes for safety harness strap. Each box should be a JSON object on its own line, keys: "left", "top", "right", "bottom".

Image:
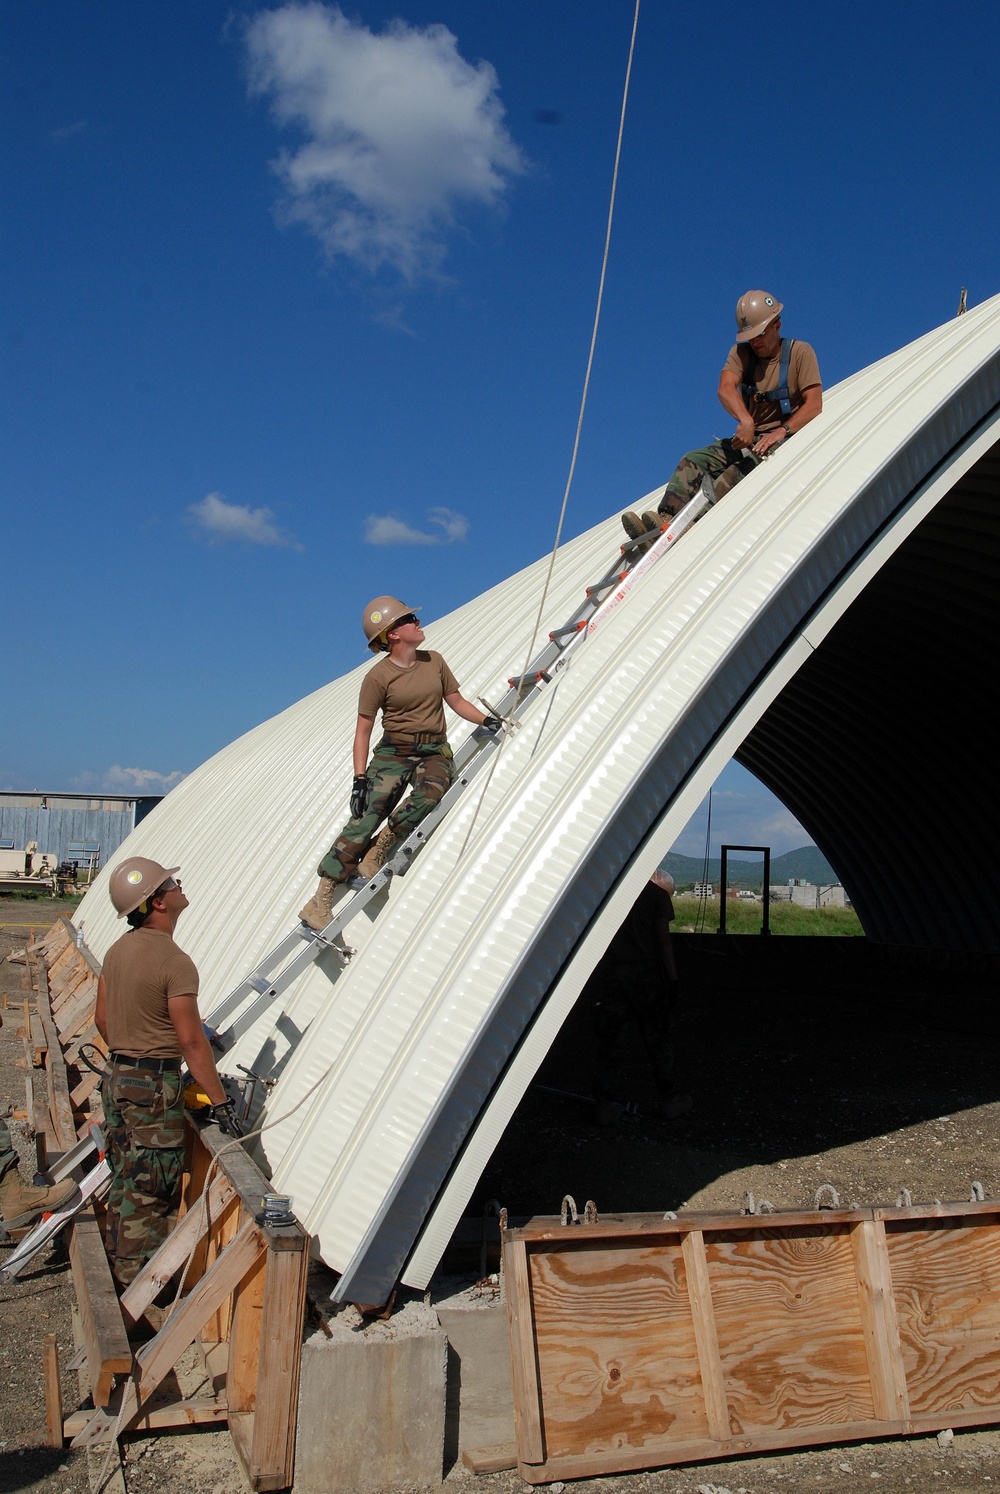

{"left": 740, "top": 337, "right": 795, "bottom": 419}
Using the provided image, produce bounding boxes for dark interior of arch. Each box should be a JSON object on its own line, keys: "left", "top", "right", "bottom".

{"left": 736, "top": 436, "right": 1000, "bottom": 953}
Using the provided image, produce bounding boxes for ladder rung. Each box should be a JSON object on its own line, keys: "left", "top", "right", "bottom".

{"left": 248, "top": 975, "right": 276, "bottom": 996}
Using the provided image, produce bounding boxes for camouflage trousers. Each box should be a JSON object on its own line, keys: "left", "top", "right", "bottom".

{"left": 100, "top": 1063, "right": 185, "bottom": 1287}
{"left": 319, "top": 740, "right": 455, "bottom": 882}
{"left": 659, "top": 437, "right": 761, "bottom": 516}
{"left": 0, "top": 1115, "right": 16, "bottom": 1183}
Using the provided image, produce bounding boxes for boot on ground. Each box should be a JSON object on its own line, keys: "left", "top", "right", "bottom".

{"left": 358, "top": 827, "right": 401, "bottom": 881}
{"left": 0, "top": 1169, "right": 78, "bottom": 1230}
{"left": 298, "top": 875, "right": 338, "bottom": 932}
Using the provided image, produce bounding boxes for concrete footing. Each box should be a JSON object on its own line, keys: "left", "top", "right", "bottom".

{"left": 295, "top": 1299, "right": 448, "bottom": 1494}
{"left": 294, "top": 1277, "right": 515, "bottom": 1492}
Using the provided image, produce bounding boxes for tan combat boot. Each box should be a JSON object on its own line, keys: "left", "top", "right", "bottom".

{"left": 298, "top": 875, "right": 338, "bottom": 932}
{"left": 358, "top": 827, "right": 401, "bottom": 881}
{"left": 0, "top": 1169, "right": 77, "bottom": 1230}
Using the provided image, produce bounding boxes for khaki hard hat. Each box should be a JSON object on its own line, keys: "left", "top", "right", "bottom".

{"left": 109, "top": 856, "right": 180, "bottom": 918}
{"left": 735, "top": 289, "right": 783, "bottom": 343}
{"left": 362, "top": 595, "right": 420, "bottom": 653}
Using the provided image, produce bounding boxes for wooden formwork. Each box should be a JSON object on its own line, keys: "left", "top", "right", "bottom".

{"left": 23, "top": 917, "right": 310, "bottom": 1492}
{"left": 504, "top": 1202, "right": 1000, "bottom": 1484}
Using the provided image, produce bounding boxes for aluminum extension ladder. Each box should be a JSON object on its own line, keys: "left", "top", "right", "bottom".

{"left": 208, "top": 483, "right": 713, "bottom": 1054}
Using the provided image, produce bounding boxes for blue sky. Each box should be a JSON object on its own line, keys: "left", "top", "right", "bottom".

{"left": 3, "top": 1, "right": 998, "bottom": 857}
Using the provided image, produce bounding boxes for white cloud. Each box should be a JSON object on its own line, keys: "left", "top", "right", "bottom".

{"left": 70, "top": 766, "right": 186, "bottom": 794}
{"left": 364, "top": 506, "right": 469, "bottom": 546}
{"left": 51, "top": 119, "right": 88, "bottom": 142}
{"left": 245, "top": 3, "right": 527, "bottom": 279}
{"left": 187, "top": 492, "right": 303, "bottom": 550}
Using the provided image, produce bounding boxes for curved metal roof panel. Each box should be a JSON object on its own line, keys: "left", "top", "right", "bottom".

{"left": 76, "top": 293, "right": 1000, "bottom": 1305}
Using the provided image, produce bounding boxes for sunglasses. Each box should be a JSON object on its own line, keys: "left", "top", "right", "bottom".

{"left": 393, "top": 614, "right": 419, "bottom": 629}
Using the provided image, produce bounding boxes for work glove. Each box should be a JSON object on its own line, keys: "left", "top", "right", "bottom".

{"left": 350, "top": 775, "right": 370, "bottom": 819}
{"left": 209, "top": 1100, "right": 245, "bottom": 1139}
{"left": 481, "top": 715, "right": 502, "bottom": 734}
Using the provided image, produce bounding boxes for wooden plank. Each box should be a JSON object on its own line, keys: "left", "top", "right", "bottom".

{"left": 64, "top": 1022, "right": 103, "bottom": 1067}
{"left": 504, "top": 1237, "right": 544, "bottom": 1464}
{"left": 63, "top": 1395, "right": 227, "bottom": 1438}
{"left": 462, "top": 1442, "right": 518, "bottom": 1474}
{"left": 120, "top": 1171, "right": 237, "bottom": 1323}
{"left": 34, "top": 969, "right": 77, "bottom": 1150}
{"left": 507, "top": 1198, "right": 1000, "bottom": 1245}
{"left": 43, "top": 1333, "right": 64, "bottom": 1448}
{"left": 851, "top": 1219, "right": 909, "bottom": 1422}
{"left": 244, "top": 1233, "right": 310, "bottom": 1490}
{"left": 516, "top": 1416, "right": 909, "bottom": 1484}
{"left": 70, "top": 1067, "right": 102, "bottom": 1111}
{"left": 227, "top": 1245, "right": 267, "bottom": 1415}
{"left": 885, "top": 1215, "right": 1000, "bottom": 1418}
{"left": 53, "top": 977, "right": 99, "bottom": 1045}
{"left": 201, "top": 1189, "right": 243, "bottom": 1345}
{"left": 681, "top": 1230, "right": 729, "bottom": 1440}
{"left": 67, "top": 1208, "right": 132, "bottom": 1408}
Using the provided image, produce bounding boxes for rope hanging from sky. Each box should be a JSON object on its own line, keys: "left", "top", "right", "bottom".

{"left": 518, "top": 0, "right": 642, "bottom": 682}
{"left": 455, "top": 0, "right": 642, "bottom": 863}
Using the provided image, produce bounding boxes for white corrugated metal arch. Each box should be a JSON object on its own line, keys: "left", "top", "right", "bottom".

{"left": 76, "top": 294, "right": 1000, "bottom": 1305}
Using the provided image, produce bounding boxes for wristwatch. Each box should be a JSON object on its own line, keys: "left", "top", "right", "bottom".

{"left": 782, "top": 423, "right": 792, "bottom": 439}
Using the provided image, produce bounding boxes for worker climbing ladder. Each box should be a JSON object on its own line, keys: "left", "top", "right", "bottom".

{"left": 208, "top": 483, "right": 714, "bottom": 1054}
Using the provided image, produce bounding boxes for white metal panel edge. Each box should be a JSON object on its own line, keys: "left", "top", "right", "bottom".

{"left": 404, "top": 402, "right": 1000, "bottom": 1288}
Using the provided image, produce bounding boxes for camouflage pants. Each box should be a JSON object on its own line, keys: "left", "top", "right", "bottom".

{"left": 100, "top": 1063, "right": 185, "bottom": 1287}
{"left": 0, "top": 1115, "right": 16, "bottom": 1183}
{"left": 660, "top": 437, "right": 761, "bottom": 516}
{"left": 319, "top": 740, "right": 455, "bottom": 881}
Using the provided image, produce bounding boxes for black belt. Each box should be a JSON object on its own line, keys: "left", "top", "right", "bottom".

{"left": 380, "top": 735, "right": 446, "bottom": 748}
{"left": 109, "top": 1053, "right": 182, "bottom": 1072}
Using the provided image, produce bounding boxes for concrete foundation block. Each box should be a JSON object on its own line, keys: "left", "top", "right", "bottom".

{"left": 295, "top": 1300, "right": 447, "bottom": 1493}
{"left": 436, "top": 1287, "right": 514, "bottom": 1463}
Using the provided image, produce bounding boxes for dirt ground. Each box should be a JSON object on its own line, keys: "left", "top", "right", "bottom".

{"left": 3, "top": 900, "right": 1000, "bottom": 1493}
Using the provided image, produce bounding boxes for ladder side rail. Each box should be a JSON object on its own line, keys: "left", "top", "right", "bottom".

{"left": 214, "top": 487, "right": 711, "bottom": 1048}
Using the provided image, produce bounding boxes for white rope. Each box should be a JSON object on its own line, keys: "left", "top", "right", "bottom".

{"left": 516, "top": 0, "right": 642, "bottom": 684}
{"left": 455, "top": 0, "right": 642, "bottom": 864}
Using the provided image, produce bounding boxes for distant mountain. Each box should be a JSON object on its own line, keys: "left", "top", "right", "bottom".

{"left": 661, "top": 845, "right": 841, "bottom": 890}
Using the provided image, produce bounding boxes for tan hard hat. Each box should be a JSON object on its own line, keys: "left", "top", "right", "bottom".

{"left": 362, "top": 595, "right": 420, "bottom": 653}
{"left": 735, "top": 290, "right": 783, "bottom": 343}
{"left": 109, "top": 856, "right": 180, "bottom": 918}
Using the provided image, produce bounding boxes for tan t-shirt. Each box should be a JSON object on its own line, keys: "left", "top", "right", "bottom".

{"left": 723, "top": 339, "right": 821, "bottom": 433}
{"left": 102, "top": 926, "right": 199, "bottom": 1059}
{"left": 358, "top": 650, "right": 459, "bottom": 739}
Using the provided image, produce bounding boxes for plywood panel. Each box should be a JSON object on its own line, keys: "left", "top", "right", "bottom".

{"left": 705, "top": 1225, "right": 876, "bottom": 1433}
{"left": 886, "top": 1216, "right": 1000, "bottom": 1416}
{"left": 528, "top": 1236, "right": 708, "bottom": 1461}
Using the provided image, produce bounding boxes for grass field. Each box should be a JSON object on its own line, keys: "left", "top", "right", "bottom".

{"left": 673, "top": 894, "right": 865, "bottom": 936}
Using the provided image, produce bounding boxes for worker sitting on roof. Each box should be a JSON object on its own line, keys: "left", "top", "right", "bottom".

{"left": 298, "top": 596, "right": 501, "bottom": 932}
{"left": 622, "top": 290, "right": 822, "bottom": 544}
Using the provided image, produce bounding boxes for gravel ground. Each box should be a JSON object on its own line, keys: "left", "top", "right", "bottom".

{"left": 3, "top": 900, "right": 1000, "bottom": 1493}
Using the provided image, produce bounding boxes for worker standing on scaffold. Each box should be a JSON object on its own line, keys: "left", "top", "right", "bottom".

{"left": 95, "top": 858, "right": 242, "bottom": 1289}
{"left": 622, "top": 290, "right": 822, "bottom": 544}
{"left": 299, "top": 596, "right": 501, "bottom": 932}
